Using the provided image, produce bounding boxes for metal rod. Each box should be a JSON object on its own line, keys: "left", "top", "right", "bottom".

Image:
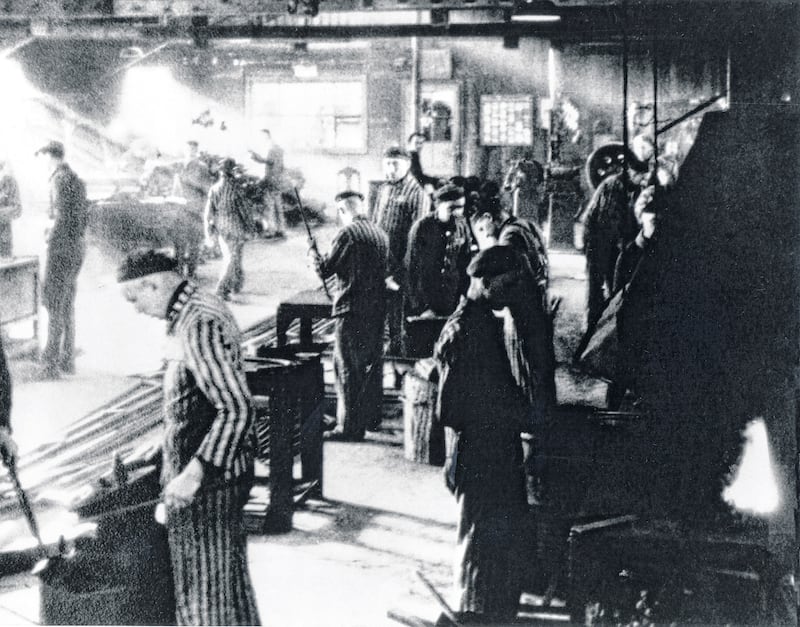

{"left": 621, "top": 0, "right": 629, "bottom": 187}
{"left": 416, "top": 570, "right": 462, "bottom": 626}
{"left": 655, "top": 93, "right": 725, "bottom": 136}
{"left": 411, "top": 35, "right": 420, "bottom": 135}
{"left": 651, "top": 0, "right": 659, "bottom": 178}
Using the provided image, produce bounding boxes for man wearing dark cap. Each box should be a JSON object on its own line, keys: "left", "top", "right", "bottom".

{"left": 117, "top": 249, "right": 260, "bottom": 626}
{"left": 404, "top": 183, "right": 471, "bottom": 318}
{"left": 313, "top": 190, "right": 388, "bottom": 440}
{"left": 433, "top": 245, "right": 531, "bottom": 625}
{"left": 373, "top": 144, "right": 431, "bottom": 354}
{"left": 204, "top": 157, "right": 254, "bottom": 301}
{"left": 36, "top": 140, "right": 89, "bottom": 379}
{"left": 471, "top": 188, "right": 549, "bottom": 295}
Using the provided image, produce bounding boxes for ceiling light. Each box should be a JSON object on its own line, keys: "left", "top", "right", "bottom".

{"left": 511, "top": 14, "right": 560, "bottom": 22}
{"left": 510, "top": 0, "right": 561, "bottom": 23}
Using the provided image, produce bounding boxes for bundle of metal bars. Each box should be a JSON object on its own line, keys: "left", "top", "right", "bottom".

{"left": 0, "top": 285, "right": 338, "bottom": 535}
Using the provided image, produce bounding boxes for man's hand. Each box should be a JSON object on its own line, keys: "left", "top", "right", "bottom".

{"left": 385, "top": 276, "right": 400, "bottom": 292}
{"left": 164, "top": 457, "right": 204, "bottom": 509}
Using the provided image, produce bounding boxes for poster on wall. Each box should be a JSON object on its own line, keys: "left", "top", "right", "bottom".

{"left": 479, "top": 94, "right": 534, "bottom": 146}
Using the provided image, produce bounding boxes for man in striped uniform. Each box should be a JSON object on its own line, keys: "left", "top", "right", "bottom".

{"left": 373, "top": 145, "right": 431, "bottom": 355}
{"left": 118, "top": 249, "right": 260, "bottom": 626}
{"left": 204, "top": 158, "right": 254, "bottom": 301}
{"left": 313, "top": 191, "right": 389, "bottom": 440}
{"left": 433, "top": 246, "right": 531, "bottom": 624}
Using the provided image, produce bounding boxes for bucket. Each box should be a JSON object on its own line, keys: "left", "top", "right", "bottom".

{"left": 39, "top": 546, "right": 175, "bottom": 625}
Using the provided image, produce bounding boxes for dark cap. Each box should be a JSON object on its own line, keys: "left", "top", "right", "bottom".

{"left": 117, "top": 249, "right": 178, "bottom": 283}
{"left": 186, "top": 139, "right": 199, "bottom": 146}
{"left": 36, "top": 140, "right": 65, "bottom": 159}
{"left": 218, "top": 157, "right": 236, "bottom": 175}
{"left": 479, "top": 180, "right": 500, "bottom": 199}
{"left": 467, "top": 245, "right": 523, "bottom": 279}
{"left": 383, "top": 145, "right": 410, "bottom": 160}
{"left": 433, "top": 183, "right": 465, "bottom": 203}
{"left": 334, "top": 190, "right": 364, "bottom": 202}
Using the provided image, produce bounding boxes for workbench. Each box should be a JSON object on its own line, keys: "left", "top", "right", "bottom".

{"left": 275, "top": 289, "right": 333, "bottom": 347}
{"left": 0, "top": 256, "right": 39, "bottom": 344}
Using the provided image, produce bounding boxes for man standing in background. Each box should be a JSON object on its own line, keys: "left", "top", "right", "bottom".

{"left": 0, "top": 160, "right": 21, "bottom": 257}
{"left": 404, "top": 183, "right": 471, "bottom": 318}
{"left": 373, "top": 145, "right": 431, "bottom": 354}
{"left": 205, "top": 158, "right": 254, "bottom": 301}
{"left": 313, "top": 191, "right": 388, "bottom": 440}
{"left": 37, "top": 141, "right": 88, "bottom": 379}
{"left": 249, "top": 128, "right": 286, "bottom": 239}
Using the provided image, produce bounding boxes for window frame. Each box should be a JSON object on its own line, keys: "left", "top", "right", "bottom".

{"left": 245, "top": 71, "right": 368, "bottom": 155}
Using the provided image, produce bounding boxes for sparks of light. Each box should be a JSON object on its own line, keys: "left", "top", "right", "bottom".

{"left": 722, "top": 417, "right": 780, "bottom": 516}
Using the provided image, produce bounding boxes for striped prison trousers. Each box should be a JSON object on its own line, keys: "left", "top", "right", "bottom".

{"left": 166, "top": 481, "right": 261, "bottom": 626}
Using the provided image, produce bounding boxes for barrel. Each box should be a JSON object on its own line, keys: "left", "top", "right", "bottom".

{"left": 402, "top": 315, "right": 448, "bottom": 359}
{"left": 402, "top": 360, "right": 445, "bottom": 466}
{"left": 41, "top": 466, "right": 175, "bottom": 625}
{"left": 39, "top": 540, "right": 175, "bottom": 625}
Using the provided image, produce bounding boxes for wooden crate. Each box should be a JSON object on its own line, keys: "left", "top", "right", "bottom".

{"left": 402, "top": 360, "right": 445, "bottom": 466}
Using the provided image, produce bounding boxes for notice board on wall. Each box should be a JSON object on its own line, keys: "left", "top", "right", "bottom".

{"left": 480, "top": 94, "right": 534, "bottom": 146}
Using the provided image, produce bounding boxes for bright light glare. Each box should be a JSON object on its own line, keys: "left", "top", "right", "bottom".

{"left": 511, "top": 14, "right": 561, "bottom": 22}
{"left": 0, "top": 59, "right": 34, "bottom": 98}
{"left": 722, "top": 418, "right": 780, "bottom": 515}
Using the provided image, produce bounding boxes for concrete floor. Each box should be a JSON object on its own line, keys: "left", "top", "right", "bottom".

{"left": 0, "top": 220, "right": 601, "bottom": 626}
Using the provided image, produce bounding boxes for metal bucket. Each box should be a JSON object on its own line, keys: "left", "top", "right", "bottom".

{"left": 39, "top": 543, "right": 175, "bottom": 625}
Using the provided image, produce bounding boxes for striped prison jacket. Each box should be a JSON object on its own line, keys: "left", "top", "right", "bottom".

{"left": 205, "top": 175, "right": 252, "bottom": 241}
{"left": 373, "top": 172, "right": 431, "bottom": 281}
{"left": 162, "top": 280, "right": 256, "bottom": 486}
{"left": 316, "top": 215, "right": 389, "bottom": 317}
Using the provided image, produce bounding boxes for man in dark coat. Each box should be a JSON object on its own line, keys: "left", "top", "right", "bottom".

{"left": 471, "top": 193, "right": 549, "bottom": 297}
{"left": 434, "top": 246, "right": 531, "bottom": 624}
{"left": 581, "top": 162, "right": 648, "bottom": 333}
{"left": 37, "top": 141, "right": 89, "bottom": 379}
{"left": 404, "top": 183, "right": 471, "bottom": 317}
{"left": 118, "top": 249, "right": 260, "bottom": 626}
{"left": 373, "top": 145, "right": 431, "bottom": 354}
{"left": 471, "top": 198, "right": 556, "bottom": 419}
{"left": 314, "top": 191, "right": 389, "bottom": 440}
{"left": 249, "top": 128, "right": 286, "bottom": 239}
{"left": 175, "top": 140, "right": 216, "bottom": 217}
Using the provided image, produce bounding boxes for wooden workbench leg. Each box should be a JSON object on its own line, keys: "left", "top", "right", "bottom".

{"left": 276, "top": 309, "right": 289, "bottom": 347}
{"left": 263, "top": 395, "right": 294, "bottom": 534}
{"left": 300, "top": 402, "right": 324, "bottom": 499}
{"left": 299, "top": 318, "right": 313, "bottom": 347}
